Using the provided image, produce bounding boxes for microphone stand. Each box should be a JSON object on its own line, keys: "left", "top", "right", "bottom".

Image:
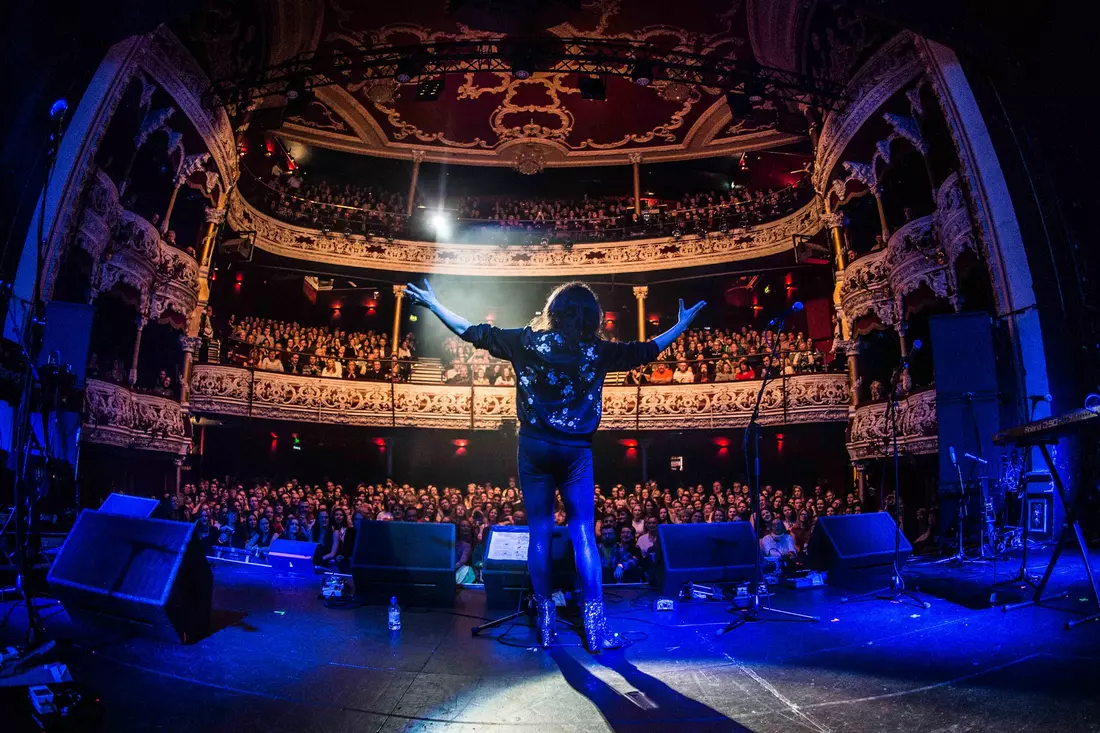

{"left": 720, "top": 314, "right": 818, "bottom": 634}
{"left": 842, "top": 358, "right": 930, "bottom": 609}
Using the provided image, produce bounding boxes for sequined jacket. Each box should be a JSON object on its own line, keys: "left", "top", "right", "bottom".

{"left": 461, "top": 325, "right": 659, "bottom": 446}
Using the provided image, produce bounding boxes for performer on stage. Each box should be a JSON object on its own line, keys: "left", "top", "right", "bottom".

{"left": 406, "top": 280, "right": 704, "bottom": 651}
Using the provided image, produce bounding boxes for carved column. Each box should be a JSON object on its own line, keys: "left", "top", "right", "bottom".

{"left": 630, "top": 153, "right": 643, "bottom": 217}
{"left": 854, "top": 462, "right": 867, "bottom": 504}
{"left": 632, "top": 285, "right": 649, "bottom": 342}
{"left": 120, "top": 107, "right": 175, "bottom": 197}
{"left": 824, "top": 211, "right": 849, "bottom": 271}
{"left": 174, "top": 456, "right": 184, "bottom": 495}
{"left": 406, "top": 151, "right": 424, "bottom": 217}
{"left": 840, "top": 339, "right": 862, "bottom": 407}
{"left": 162, "top": 153, "right": 210, "bottom": 235}
{"left": 391, "top": 284, "right": 407, "bottom": 356}
{"left": 199, "top": 195, "right": 227, "bottom": 271}
{"left": 129, "top": 316, "right": 145, "bottom": 386}
{"left": 179, "top": 335, "right": 202, "bottom": 402}
{"left": 897, "top": 322, "right": 913, "bottom": 393}
{"left": 843, "top": 161, "right": 889, "bottom": 241}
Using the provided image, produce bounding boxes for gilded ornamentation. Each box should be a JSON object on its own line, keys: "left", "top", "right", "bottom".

{"left": 229, "top": 191, "right": 824, "bottom": 276}
{"left": 189, "top": 365, "right": 850, "bottom": 431}
{"left": 82, "top": 378, "right": 190, "bottom": 455}
{"left": 847, "top": 388, "right": 937, "bottom": 461}
{"left": 814, "top": 32, "right": 922, "bottom": 194}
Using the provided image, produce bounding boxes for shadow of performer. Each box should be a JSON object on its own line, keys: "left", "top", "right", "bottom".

{"left": 551, "top": 647, "right": 751, "bottom": 732}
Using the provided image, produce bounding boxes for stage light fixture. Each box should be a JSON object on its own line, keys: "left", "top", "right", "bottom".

{"left": 416, "top": 76, "right": 445, "bottom": 101}
{"left": 745, "top": 80, "right": 765, "bottom": 103}
{"left": 430, "top": 212, "right": 452, "bottom": 239}
{"left": 508, "top": 47, "right": 535, "bottom": 79}
{"left": 395, "top": 59, "right": 420, "bottom": 83}
{"left": 630, "top": 61, "right": 654, "bottom": 87}
{"left": 579, "top": 74, "right": 606, "bottom": 100}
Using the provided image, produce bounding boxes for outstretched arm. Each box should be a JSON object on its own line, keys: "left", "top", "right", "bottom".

{"left": 652, "top": 298, "right": 706, "bottom": 352}
{"left": 405, "top": 280, "right": 471, "bottom": 337}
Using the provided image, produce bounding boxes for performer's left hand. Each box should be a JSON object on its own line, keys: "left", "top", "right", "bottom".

{"left": 405, "top": 279, "right": 439, "bottom": 309}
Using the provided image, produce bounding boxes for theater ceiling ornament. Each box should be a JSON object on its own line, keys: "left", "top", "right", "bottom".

{"left": 222, "top": 0, "right": 814, "bottom": 166}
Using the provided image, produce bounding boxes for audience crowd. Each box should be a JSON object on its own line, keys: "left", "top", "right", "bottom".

{"left": 172, "top": 473, "right": 902, "bottom": 584}
{"left": 247, "top": 166, "right": 813, "bottom": 245}
{"left": 225, "top": 315, "right": 417, "bottom": 381}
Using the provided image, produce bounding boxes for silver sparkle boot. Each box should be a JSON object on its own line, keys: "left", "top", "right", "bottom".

{"left": 534, "top": 594, "right": 557, "bottom": 648}
{"left": 581, "top": 599, "right": 623, "bottom": 653}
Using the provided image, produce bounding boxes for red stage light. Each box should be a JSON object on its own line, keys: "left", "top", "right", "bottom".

{"left": 372, "top": 438, "right": 387, "bottom": 447}
{"left": 712, "top": 437, "right": 730, "bottom": 448}
{"left": 618, "top": 439, "right": 638, "bottom": 448}
{"left": 453, "top": 439, "right": 469, "bottom": 448}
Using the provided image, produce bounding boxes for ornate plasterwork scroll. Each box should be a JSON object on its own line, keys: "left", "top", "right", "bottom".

{"left": 846, "top": 388, "right": 937, "bottom": 461}
{"left": 838, "top": 249, "right": 894, "bottom": 332}
{"left": 885, "top": 214, "right": 948, "bottom": 310}
{"left": 82, "top": 378, "right": 190, "bottom": 455}
{"left": 189, "top": 366, "right": 850, "bottom": 430}
{"left": 229, "top": 192, "right": 825, "bottom": 276}
{"left": 813, "top": 32, "right": 923, "bottom": 194}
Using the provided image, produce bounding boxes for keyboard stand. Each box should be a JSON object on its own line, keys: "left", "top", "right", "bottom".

{"left": 1002, "top": 443, "right": 1100, "bottom": 629}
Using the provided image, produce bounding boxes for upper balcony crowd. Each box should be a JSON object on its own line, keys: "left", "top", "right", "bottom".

{"left": 242, "top": 166, "right": 815, "bottom": 246}
{"left": 218, "top": 315, "right": 832, "bottom": 386}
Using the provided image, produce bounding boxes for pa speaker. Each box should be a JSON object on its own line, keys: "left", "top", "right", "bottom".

{"left": 654, "top": 522, "right": 758, "bottom": 596}
{"left": 481, "top": 525, "right": 577, "bottom": 609}
{"left": 99, "top": 493, "right": 161, "bottom": 518}
{"left": 48, "top": 510, "right": 213, "bottom": 643}
{"left": 808, "top": 513, "right": 910, "bottom": 573}
{"left": 351, "top": 521, "right": 455, "bottom": 606}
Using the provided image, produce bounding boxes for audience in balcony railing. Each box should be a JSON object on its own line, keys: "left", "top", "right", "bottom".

{"left": 247, "top": 165, "right": 813, "bottom": 244}
{"left": 224, "top": 315, "right": 416, "bottom": 382}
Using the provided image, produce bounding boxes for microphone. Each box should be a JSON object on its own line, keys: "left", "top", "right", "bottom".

{"left": 948, "top": 446, "right": 957, "bottom": 466}
{"left": 963, "top": 452, "right": 988, "bottom": 465}
{"left": 768, "top": 301, "right": 803, "bottom": 327}
{"left": 900, "top": 339, "right": 922, "bottom": 371}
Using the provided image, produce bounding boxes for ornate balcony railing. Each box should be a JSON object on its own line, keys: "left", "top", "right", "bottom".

{"left": 846, "top": 387, "right": 937, "bottom": 461}
{"left": 82, "top": 378, "right": 191, "bottom": 454}
{"left": 77, "top": 168, "right": 200, "bottom": 325}
{"left": 838, "top": 248, "right": 893, "bottom": 332}
{"left": 227, "top": 189, "right": 826, "bottom": 277}
{"left": 885, "top": 214, "right": 947, "bottom": 306}
{"left": 189, "top": 365, "right": 850, "bottom": 431}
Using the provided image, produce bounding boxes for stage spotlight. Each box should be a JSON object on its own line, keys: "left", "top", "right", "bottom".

{"left": 563, "top": 238, "right": 573, "bottom": 251}
{"left": 579, "top": 74, "right": 606, "bottom": 100}
{"left": 540, "top": 237, "right": 549, "bottom": 246}
{"left": 745, "top": 79, "right": 765, "bottom": 104}
{"left": 630, "top": 61, "right": 654, "bottom": 87}
{"left": 430, "top": 212, "right": 452, "bottom": 239}
{"left": 672, "top": 230, "right": 681, "bottom": 240}
{"left": 416, "top": 77, "right": 445, "bottom": 101}
{"left": 395, "top": 59, "right": 420, "bottom": 83}
{"left": 508, "top": 47, "right": 535, "bottom": 79}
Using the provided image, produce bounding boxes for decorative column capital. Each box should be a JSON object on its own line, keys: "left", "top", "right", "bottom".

{"left": 411, "top": 150, "right": 426, "bottom": 164}
{"left": 632, "top": 285, "right": 649, "bottom": 300}
{"left": 393, "top": 284, "right": 407, "bottom": 299}
{"left": 180, "top": 335, "right": 203, "bottom": 354}
{"left": 627, "top": 152, "right": 643, "bottom": 165}
{"left": 204, "top": 206, "right": 227, "bottom": 224}
{"left": 822, "top": 211, "right": 849, "bottom": 229}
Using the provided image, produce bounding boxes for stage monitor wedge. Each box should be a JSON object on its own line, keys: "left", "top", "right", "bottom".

{"left": 807, "top": 513, "right": 910, "bottom": 573}
{"left": 351, "top": 520, "right": 456, "bottom": 607}
{"left": 482, "top": 525, "right": 577, "bottom": 608}
{"left": 48, "top": 510, "right": 213, "bottom": 643}
{"left": 654, "top": 522, "right": 757, "bottom": 596}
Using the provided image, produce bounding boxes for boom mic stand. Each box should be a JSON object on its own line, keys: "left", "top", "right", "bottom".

{"left": 720, "top": 307, "right": 818, "bottom": 634}
{"left": 842, "top": 356, "right": 930, "bottom": 610}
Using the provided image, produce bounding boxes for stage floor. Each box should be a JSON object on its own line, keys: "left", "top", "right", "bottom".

{"left": 3, "top": 550, "right": 1100, "bottom": 733}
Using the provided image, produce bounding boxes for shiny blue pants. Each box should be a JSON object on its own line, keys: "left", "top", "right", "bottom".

{"left": 517, "top": 435, "right": 602, "bottom": 602}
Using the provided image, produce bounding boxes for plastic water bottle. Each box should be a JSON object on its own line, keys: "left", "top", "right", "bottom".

{"left": 388, "top": 596, "right": 401, "bottom": 631}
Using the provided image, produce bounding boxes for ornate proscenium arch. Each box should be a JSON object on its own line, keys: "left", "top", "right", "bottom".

{"left": 227, "top": 190, "right": 825, "bottom": 276}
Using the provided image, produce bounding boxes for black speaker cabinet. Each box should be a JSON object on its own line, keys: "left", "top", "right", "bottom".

{"left": 481, "top": 525, "right": 577, "bottom": 609}
{"left": 653, "top": 522, "right": 758, "bottom": 596}
{"left": 48, "top": 510, "right": 213, "bottom": 643}
{"left": 351, "top": 520, "right": 456, "bottom": 607}
{"left": 808, "top": 513, "right": 911, "bottom": 573}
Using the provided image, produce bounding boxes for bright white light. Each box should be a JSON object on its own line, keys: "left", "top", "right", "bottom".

{"left": 430, "top": 212, "right": 451, "bottom": 239}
